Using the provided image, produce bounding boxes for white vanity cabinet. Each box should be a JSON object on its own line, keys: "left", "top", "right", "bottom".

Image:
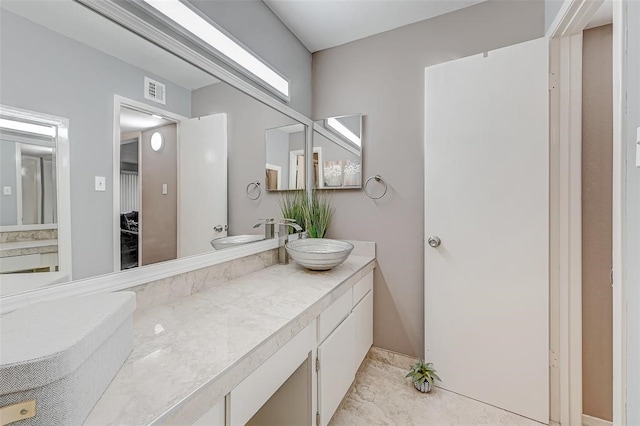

{"left": 189, "top": 270, "right": 374, "bottom": 426}
{"left": 317, "top": 271, "right": 374, "bottom": 426}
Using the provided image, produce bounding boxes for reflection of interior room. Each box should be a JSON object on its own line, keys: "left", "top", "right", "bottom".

{"left": 0, "top": 127, "right": 59, "bottom": 276}
{"left": 119, "top": 107, "right": 177, "bottom": 270}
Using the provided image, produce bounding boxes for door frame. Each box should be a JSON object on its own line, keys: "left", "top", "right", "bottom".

{"left": 547, "top": 1, "right": 627, "bottom": 424}
{"left": 112, "top": 95, "right": 186, "bottom": 272}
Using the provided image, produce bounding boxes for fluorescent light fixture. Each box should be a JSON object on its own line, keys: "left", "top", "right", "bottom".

{"left": 327, "top": 118, "right": 361, "bottom": 147}
{"left": 142, "top": 0, "right": 289, "bottom": 99}
{"left": 0, "top": 118, "right": 56, "bottom": 137}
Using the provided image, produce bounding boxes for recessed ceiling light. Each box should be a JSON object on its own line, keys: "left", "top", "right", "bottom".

{"left": 150, "top": 131, "right": 164, "bottom": 151}
{"left": 142, "top": 0, "right": 290, "bottom": 100}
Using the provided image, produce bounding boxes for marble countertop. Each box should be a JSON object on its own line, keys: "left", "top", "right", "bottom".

{"left": 85, "top": 254, "right": 376, "bottom": 426}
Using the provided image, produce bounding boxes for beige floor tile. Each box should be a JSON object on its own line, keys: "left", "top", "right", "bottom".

{"left": 329, "top": 351, "right": 543, "bottom": 426}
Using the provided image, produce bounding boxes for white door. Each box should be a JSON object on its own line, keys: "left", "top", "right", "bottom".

{"left": 179, "top": 114, "right": 227, "bottom": 257}
{"left": 424, "top": 38, "right": 549, "bottom": 423}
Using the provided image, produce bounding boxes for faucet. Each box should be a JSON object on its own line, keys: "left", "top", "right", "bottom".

{"left": 253, "top": 218, "right": 276, "bottom": 239}
{"left": 278, "top": 219, "right": 303, "bottom": 265}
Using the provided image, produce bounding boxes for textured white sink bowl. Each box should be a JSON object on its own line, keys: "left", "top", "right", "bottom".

{"left": 211, "top": 235, "right": 265, "bottom": 250}
{"left": 286, "top": 238, "right": 354, "bottom": 271}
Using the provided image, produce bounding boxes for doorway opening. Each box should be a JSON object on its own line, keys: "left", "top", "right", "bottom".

{"left": 115, "top": 100, "right": 182, "bottom": 271}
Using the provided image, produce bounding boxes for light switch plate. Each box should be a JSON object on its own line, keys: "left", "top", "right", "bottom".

{"left": 636, "top": 127, "right": 640, "bottom": 168}
{"left": 162, "top": 183, "right": 168, "bottom": 195}
{"left": 3, "top": 186, "right": 11, "bottom": 196}
{"left": 95, "top": 176, "right": 106, "bottom": 191}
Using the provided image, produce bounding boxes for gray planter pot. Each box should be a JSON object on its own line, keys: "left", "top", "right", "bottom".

{"left": 414, "top": 380, "right": 432, "bottom": 393}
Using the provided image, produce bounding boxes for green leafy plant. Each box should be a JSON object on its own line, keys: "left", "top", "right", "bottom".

{"left": 303, "top": 190, "right": 334, "bottom": 238}
{"left": 279, "top": 190, "right": 307, "bottom": 233}
{"left": 406, "top": 358, "right": 441, "bottom": 387}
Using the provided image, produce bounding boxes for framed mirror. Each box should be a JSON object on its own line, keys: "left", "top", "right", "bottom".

{"left": 0, "top": 106, "right": 71, "bottom": 296}
{"left": 313, "top": 114, "right": 363, "bottom": 189}
{"left": 0, "top": 0, "right": 309, "bottom": 299}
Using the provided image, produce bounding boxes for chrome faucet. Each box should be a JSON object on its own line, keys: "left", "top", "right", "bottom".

{"left": 278, "top": 219, "right": 303, "bottom": 265}
{"left": 253, "top": 218, "right": 276, "bottom": 239}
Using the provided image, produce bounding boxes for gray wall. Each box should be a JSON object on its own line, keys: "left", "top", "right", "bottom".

{"left": 625, "top": 2, "right": 640, "bottom": 423}
{"left": 192, "top": 82, "right": 302, "bottom": 235}
{"left": 187, "top": 0, "right": 312, "bottom": 116}
{"left": 581, "top": 24, "right": 613, "bottom": 422}
{"left": 312, "top": 0, "right": 544, "bottom": 356}
{"left": 265, "top": 129, "right": 291, "bottom": 189}
{"left": 0, "top": 11, "right": 191, "bottom": 279}
{"left": 545, "top": 0, "right": 565, "bottom": 33}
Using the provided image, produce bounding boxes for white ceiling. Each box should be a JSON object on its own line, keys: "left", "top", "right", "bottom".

{"left": 1, "top": 0, "right": 219, "bottom": 90}
{"left": 264, "top": 0, "right": 487, "bottom": 52}
{"left": 585, "top": 0, "right": 613, "bottom": 30}
{"left": 120, "top": 108, "right": 174, "bottom": 135}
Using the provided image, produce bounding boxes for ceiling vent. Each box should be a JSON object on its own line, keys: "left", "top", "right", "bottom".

{"left": 144, "top": 77, "right": 166, "bottom": 105}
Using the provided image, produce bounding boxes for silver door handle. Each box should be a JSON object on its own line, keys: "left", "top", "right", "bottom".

{"left": 427, "top": 236, "right": 441, "bottom": 248}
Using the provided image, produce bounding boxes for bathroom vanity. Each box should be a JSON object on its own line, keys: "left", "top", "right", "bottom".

{"left": 84, "top": 248, "right": 375, "bottom": 426}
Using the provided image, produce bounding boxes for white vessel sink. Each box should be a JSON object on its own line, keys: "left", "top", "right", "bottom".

{"left": 285, "top": 238, "right": 354, "bottom": 271}
{"left": 211, "top": 235, "right": 265, "bottom": 250}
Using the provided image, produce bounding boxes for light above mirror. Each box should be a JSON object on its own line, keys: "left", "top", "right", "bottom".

{"left": 0, "top": 118, "right": 56, "bottom": 138}
{"left": 141, "top": 0, "right": 290, "bottom": 100}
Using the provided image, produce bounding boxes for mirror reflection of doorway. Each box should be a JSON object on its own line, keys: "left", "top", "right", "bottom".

{"left": 118, "top": 106, "right": 178, "bottom": 270}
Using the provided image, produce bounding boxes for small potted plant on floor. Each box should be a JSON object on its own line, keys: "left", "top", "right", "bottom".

{"left": 406, "top": 358, "right": 441, "bottom": 393}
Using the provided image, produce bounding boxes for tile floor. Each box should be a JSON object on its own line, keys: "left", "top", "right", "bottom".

{"left": 329, "top": 348, "right": 542, "bottom": 426}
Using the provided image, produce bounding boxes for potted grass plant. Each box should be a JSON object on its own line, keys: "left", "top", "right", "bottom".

{"left": 279, "top": 190, "right": 307, "bottom": 234}
{"left": 406, "top": 358, "right": 441, "bottom": 393}
{"left": 303, "top": 190, "right": 334, "bottom": 238}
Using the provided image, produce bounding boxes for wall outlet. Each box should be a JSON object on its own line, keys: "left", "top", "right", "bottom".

{"left": 95, "top": 176, "right": 106, "bottom": 192}
{"left": 3, "top": 186, "right": 12, "bottom": 196}
{"left": 162, "top": 183, "right": 168, "bottom": 195}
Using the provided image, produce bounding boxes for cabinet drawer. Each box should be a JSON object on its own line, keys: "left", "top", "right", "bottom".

{"left": 318, "top": 288, "right": 352, "bottom": 344}
{"left": 352, "top": 271, "right": 373, "bottom": 307}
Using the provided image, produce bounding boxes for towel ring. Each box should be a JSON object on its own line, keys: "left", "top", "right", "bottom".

{"left": 364, "top": 175, "right": 387, "bottom": 200}
{"left": 246, "top": 181, "right": 261, "bottom": 200}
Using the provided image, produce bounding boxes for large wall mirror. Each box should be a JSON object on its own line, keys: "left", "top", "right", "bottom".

{"left": 265, "top": 114, "right": 363, "bottom": 191}
{"left": 0, "top": 0, "right": 307, "bottom": 298}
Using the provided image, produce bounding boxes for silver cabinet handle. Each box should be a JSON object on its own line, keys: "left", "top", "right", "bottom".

{"left": 214, "top": 225, "right": 224, "bottom": 232}
{"left": 427, "top": 236, "right": 441, "bottom": 248}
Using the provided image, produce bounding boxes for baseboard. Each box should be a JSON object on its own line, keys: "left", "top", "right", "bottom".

{"left": 582, "top": 414, "right": 613, "bottom": 426}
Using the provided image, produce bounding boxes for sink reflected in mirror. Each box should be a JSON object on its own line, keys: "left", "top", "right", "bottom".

{"left": 211, "top": 235, "right": 266, "bottom": 250}
{"left": 285, "top": 239, "right": 353, "bottom": 271}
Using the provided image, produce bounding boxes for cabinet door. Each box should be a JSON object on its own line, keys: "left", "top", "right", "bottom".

{"left": 352, "top": 290, "right": 373, "bottom": 372}
{"left": 318, "top": 315, "right": 355, "bottom": 426}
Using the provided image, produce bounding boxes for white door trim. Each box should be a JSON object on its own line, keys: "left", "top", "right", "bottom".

{"left": 547, "top": 1, "right": 627, "bottom": 424}
{"left": 611, "top": 2, "right": 627, "bottom": 425}
{"left": 112, "top": 95, "right": 187, "bottom": 272}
